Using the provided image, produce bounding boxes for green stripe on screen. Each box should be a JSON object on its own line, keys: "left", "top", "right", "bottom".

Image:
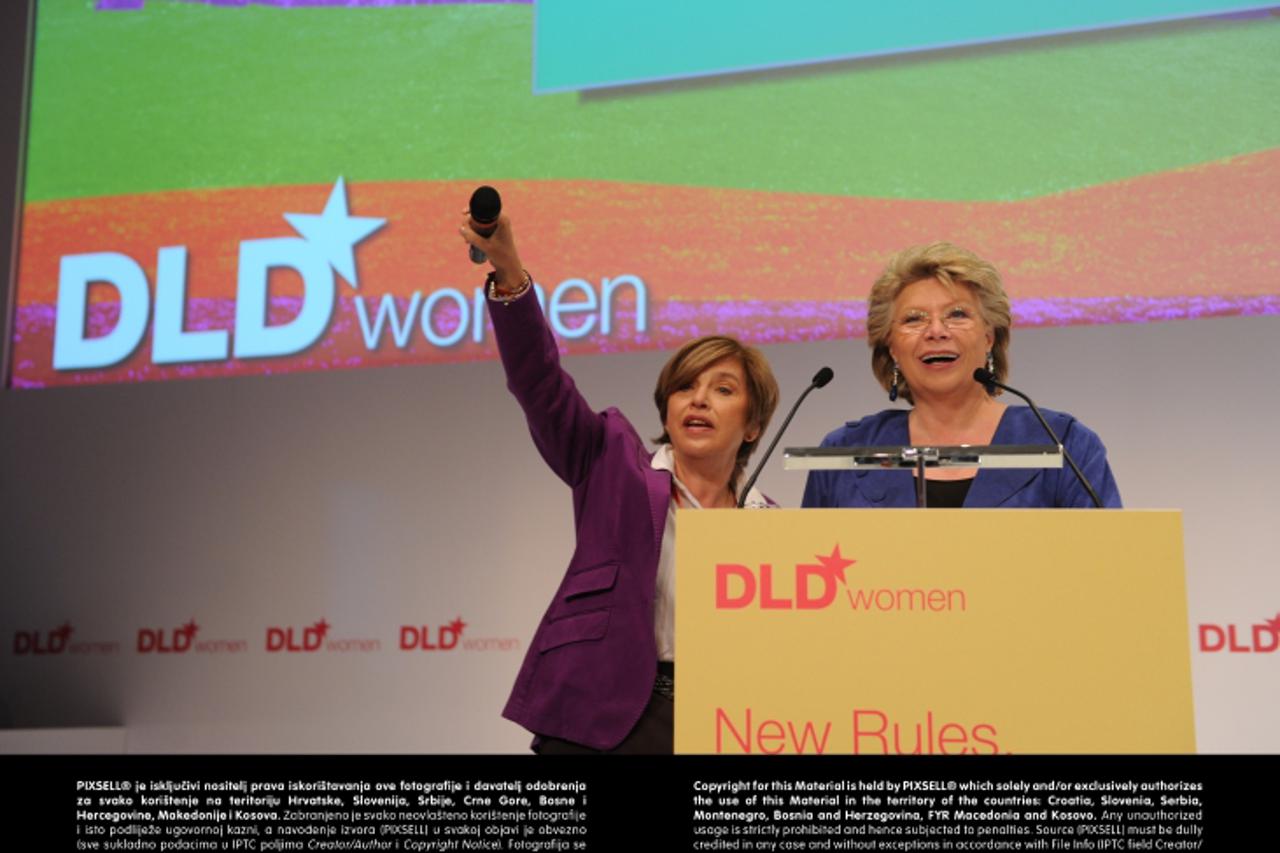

{"left": 22, "top": 2, "right": 1280, "bottom": 203}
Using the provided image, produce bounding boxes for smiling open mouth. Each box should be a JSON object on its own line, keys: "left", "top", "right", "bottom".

{"left": 684, "top": 417, "right": 713, "bottom": 428}
{"left": 921, "top": 354, "right": 959, "bottom": 365}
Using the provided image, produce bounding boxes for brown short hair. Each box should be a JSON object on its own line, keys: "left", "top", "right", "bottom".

{"left": 653, "top": 336, "right": 780, "bottom": 490}
{"left": 866, "top": 242, "right": 1011, "bottom": 404}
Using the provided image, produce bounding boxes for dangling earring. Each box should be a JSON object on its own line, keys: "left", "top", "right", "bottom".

{"left": 986, "top": 351, "right": 995, "bottom": 375}
{"left": 889, "top": 363, "right": 900, "bottom": 402}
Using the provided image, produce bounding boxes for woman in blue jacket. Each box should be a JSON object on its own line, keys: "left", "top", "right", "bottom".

{"left": 803, "top": 242, "right": 1121, "bottom": 509}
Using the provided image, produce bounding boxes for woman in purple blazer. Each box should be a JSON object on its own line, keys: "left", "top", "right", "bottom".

{"left": 460, "top": 212, "right": 781, "bottom": 753}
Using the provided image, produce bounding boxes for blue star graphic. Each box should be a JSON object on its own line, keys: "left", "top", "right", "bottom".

{"left": 283, "top": 177, "right": 385, "bottom": 289}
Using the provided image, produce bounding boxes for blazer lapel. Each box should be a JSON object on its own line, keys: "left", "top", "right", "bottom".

{"left": 861, "top": 412, "right": 915, "bottom": 507}
{"left": 964, "top": 466, "right": 1039, "bottom": 508}
{"left": 964, "top": 407, "right": 1039, "bottom": 507}
{"left": 642, "top": 448, "right": 671, "bottom": 558}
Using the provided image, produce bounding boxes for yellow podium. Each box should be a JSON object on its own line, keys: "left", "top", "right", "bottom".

{"left": 674, "top": 509, "right": 1194, "bottom": 754}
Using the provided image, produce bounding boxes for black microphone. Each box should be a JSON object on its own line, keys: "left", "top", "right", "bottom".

{"left": 468, "top": 185, "right": 502, "bottom": 264}
{"left": 737, "top": 367, "right": 834, "bottom": 507}
{"left": 973, "top": 368, "right": 1104, "bottom": 508}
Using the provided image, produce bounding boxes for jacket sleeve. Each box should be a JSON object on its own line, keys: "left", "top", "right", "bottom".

{"left": 1057, "top": 415, "right": 1123, "bottom": 508}
{"left": 488, "top": 287, "right": 605, "bottom": 488}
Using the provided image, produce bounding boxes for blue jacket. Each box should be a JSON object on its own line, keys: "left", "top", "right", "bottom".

{"left": 801, "top": 407, "right": 1122, "bottom": 509}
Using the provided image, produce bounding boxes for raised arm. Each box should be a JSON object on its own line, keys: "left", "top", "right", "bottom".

{"left": 460, "top": 211, "right": 605, "bottom": 487}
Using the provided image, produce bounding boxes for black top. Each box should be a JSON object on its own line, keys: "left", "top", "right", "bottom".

{"left": 924, "top": 477, "right": 974, "bottom": 508}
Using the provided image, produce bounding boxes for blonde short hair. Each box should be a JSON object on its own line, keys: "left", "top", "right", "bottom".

{"left": 653, "top": 336, "right": 780, "bottom": 490}
{"left": 866, "top": 242, "right": 1011, "bottom": 404}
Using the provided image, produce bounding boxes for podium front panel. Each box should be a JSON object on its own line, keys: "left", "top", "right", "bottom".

{"left": 674, "top": 509, "right": 1194, "bottom": 754}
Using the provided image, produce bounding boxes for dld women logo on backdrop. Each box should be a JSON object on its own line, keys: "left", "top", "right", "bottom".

{"left": 53, "top": 179, "right": 384, "bottom": 371}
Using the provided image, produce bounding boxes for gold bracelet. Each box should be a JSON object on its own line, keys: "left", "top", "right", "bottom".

{"left": 486, "top": 269, "right": 533, "bottom": 303}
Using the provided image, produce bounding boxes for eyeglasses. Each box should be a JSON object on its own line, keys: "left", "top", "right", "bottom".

{"left": 895, "top": 306, "right": 979, "bottom": 334}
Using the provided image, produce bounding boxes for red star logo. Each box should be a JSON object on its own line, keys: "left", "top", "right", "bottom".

{"left": 799, "top": 545, "right": 856, "bottom": 586}
{"left": 1263, "top": 613, "right": 1280, "bottom": 634}
{"left": 180, "top": 619, "right": 199, "bottom": 638}
{"left": 312, "top": 619, "right": 330, "bottom": 640}
{"left": 54, "top": 622, "right": 74, "bottom": 641}
{"left": 448, "top": 617, "right": 467, "bottom": 636}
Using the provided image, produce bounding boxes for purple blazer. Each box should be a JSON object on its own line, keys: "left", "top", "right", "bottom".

{"left": 492, "top": 290, "right": 669, "bottom": 750}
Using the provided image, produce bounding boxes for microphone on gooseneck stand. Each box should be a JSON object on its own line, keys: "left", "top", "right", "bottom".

{"left": 972, "top": 368, "right": 1104, "bottom": 508}
{"left": 737, "top": 367, "right": 835, "bottom": 508}
{"left": 468, "top": 185, "right": 502, "bottom": 264}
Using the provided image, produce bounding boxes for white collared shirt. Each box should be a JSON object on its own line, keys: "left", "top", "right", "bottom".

{"left": 649, "top": 444, "right": 770, "bottom": 661}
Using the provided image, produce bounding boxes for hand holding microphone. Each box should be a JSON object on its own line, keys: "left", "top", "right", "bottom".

{"left": 465, "top": 186, "right": 502, "bottom": 263}
{"left": 458, "top": 185, "right": 526, "bottom": 293}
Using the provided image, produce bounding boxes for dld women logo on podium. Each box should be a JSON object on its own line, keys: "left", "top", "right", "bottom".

{"left": 714, "top": 544, "right": 967, "bottom": 614}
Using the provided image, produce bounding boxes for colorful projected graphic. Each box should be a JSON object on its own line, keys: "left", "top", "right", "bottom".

{"left": 8, "top": 1, "right": 1280, "bottom": 388}
{"left": 534, "top": 0, "right": 1273, "bottom": 91}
